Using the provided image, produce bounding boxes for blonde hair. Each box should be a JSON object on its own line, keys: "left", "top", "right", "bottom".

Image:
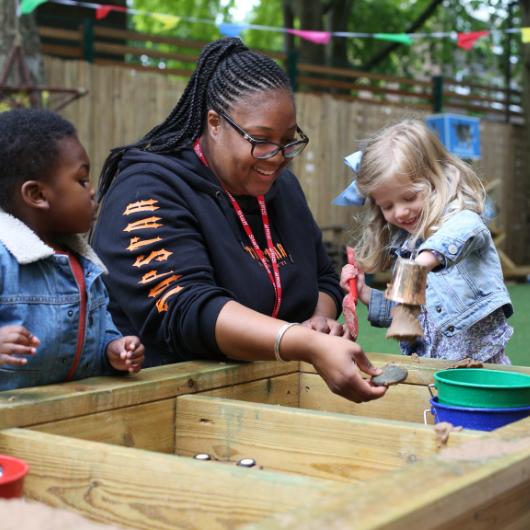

{"left": 354, "top": 119, "right": 485, "bottom": 272}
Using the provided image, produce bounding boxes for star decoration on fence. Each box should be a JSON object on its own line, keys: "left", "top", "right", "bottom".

{"left": 0, "top": 41, "right": 87, "bottom": 111}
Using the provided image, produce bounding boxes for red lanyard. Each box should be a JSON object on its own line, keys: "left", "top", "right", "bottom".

{"left": 193, "top": 139, "right": 282, "bottom": 318}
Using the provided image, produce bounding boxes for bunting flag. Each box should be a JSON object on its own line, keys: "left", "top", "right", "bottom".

{"left": 375, "top": 33, "right": 413, "bottom": 45}
{"left": 96, "top": 5, "right": 127, "bottom": 21}
{"left": 20, "top": 0, "right": 47, "bottom": 14}
{"left": 287, "top": 29, "right": 332, "bottom": 45}
{"left": 457, "top": 30, "right": 490, "bottom": 50}
{"left": 219, "top": 22, "right": 246, "bottom": 38}
{"left": 20, "top": 0, "right": 530, "bottom": 50}
{"left": 151, "top": 13, "right": 181, "bottom": 31}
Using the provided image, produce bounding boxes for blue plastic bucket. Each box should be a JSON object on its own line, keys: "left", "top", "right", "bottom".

{"left": 430, "top": 398, "right": 530, "bottom": 431}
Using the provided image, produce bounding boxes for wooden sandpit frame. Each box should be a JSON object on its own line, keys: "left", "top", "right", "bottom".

{"left": 0, "top": 352, "right": 529, "bottom": 529}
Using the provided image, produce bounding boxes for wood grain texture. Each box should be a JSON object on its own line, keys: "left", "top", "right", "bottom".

{"left": 30, "top": 399, "right": 175, "bottom": 453}
{"left": 175, "top": 395, "right": 478, "bottom": 482}
{"left": 300, "top": 372, "right": 432, "bottom": 423}
{"left": 0, "top": 361, "right": 296, "bottom": 429}
{"left": 0, "top": 429, "right": 346, "bottom": 530}
{"left": 200, "top": 373, "right": 299, "bottom": 407}
{"left": 246, "top": 417, "right": 530, "bottom": 530}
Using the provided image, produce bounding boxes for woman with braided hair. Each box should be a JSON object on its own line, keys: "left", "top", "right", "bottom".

{"left": 92, "top": 37, "right": 386, "bottom": 403}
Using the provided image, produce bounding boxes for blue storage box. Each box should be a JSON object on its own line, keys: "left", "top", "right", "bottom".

{"left": 426, "top": 113, "right": 481, "bottom": 160}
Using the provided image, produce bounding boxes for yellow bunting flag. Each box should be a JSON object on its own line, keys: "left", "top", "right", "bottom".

{"left": 522, "top": 27, "right": 530, "bottom": 43}
{"left": 152, "top": 13, "right": 181, "bottom": 30}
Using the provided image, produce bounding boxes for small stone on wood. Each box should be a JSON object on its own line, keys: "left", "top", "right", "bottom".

{"left": 371, "top": 363, "right": 408, "bottom": 386}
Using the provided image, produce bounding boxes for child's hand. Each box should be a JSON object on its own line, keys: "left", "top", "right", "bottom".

{"left": 0, "top": 325, "right": 39, "bottom": 367}
{"left": 415, "top": 250, "right": 441, "bottom": 271}
{"left": 340, "top": 264, "right": 372, "bottom": 306}
{"left": 106, "top": 336, "right": 145, "bottom": 373}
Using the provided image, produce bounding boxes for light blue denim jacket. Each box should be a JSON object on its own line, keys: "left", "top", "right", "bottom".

{"left": 368, "top": 210, "right": 513, "bottom": 336}
{"left": 0, "top": 211, "right": 122, "bottom": 390}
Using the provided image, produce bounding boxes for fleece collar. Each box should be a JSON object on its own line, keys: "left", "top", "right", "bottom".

{"left": 0, "top": 209, "right": 107, "bottom": 271}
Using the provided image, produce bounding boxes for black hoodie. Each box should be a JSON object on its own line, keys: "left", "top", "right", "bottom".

{"left": 91, "top": 147, "right": 342, "bottom": 366}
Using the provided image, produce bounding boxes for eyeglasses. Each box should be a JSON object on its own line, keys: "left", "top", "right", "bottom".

{"left": 218, "top": 110, "right": 309, "bottom": 160}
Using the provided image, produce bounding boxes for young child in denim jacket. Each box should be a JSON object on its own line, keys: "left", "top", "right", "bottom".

{"left": 334, "top": 119, "right": 513, "bottom": 364}
{"left": 0, "top": 109, "right": 145, "bottom": 389}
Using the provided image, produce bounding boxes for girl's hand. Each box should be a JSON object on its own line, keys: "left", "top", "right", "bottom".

{"left": 340, "top": 264, "right": 372, "bottom": 306}
{"left": 302, "top": 316, "right": 346, "bottom": 337}
{"left": 415, "top": 250, "right": 441, "bottom": 271}
{"left": 308, "top": 333, "right": 387, "bottom": 403}
{"left": 107, "top": 336, "right": 145, "bottom": 373}
{"left": 0, "top": 325, "right": 39, "bottom": 367}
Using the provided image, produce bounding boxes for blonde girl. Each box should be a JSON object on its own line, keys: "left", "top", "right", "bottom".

{"left": 335, "top": 119, "right": 513, "bottom": 363}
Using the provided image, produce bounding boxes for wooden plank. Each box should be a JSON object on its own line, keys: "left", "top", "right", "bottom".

{"left": 30, "top": 399, "right": 175, "bottom": 453}
{"left": 93, "top": 26, "right": 209, "bottom": 49}
{"left": 91, "top": 27, "right": 287, "bottom": 60}
{"left": 297, "top": 62, "right": 432, "bottom": 86}
{"left": 41, "top": 44, "right": 83, "bottom": 58}
{"left": 300, "top": 372, "right": 433, "bottom": 423}
{"left": 300, "top": 353, "right": 530, "bottom": 382}
{"left": 297, "top": 76, "right": 432, "bottom": 101}
{"left": 175, "top": 395, "right": 479, "bottom": 483}
{"left": 0, "top": 429, "right": 346, "bottom": 530}
{"left": 299, "top": 91, "right": 433, "bottom": 111}
{"left": 93, "top": 42, "right": 198, "bottom": 63}
{"left": 38, "top": 26, "right": 82, "bottom": 42}
{"left": 248, "top": 418, "right": 530, "bottom": 530}
{"left": 0, "top": 361, "right": 297, "bottom": 429}
{"left": 200, "top": 373, "right": 299, "bottom": 407}
{"left": 93, "top": 59, "right": 194, "bottom": 79}
{"left": 445, "top": 100, "right": 522, "bottom": 116}
{"left": 299, "top": 357, "right": 530, "bottom": 422}
{"left": 445, "top": 77, "right": 522, "bottom": 96}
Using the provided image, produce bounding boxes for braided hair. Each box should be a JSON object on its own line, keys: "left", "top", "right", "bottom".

{"left": 98, "top": 37, "right": 292, "bottom": 199}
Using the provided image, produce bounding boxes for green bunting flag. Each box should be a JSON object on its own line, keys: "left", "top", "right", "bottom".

{"left": 20, "top": 0, "right": 48, "bottom": 15}
{"left": 374, "top": 33, "right": 413, "bottom": 45}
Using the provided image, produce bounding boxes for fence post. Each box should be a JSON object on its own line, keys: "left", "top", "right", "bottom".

{"left": 432, "top": 75, "right": 443, "bottom": 113}
{"left": 287, "top": 49, "right": 298, "bottom": 92}
{"left": 82, "top": 19, "right": 94, "bottom": 63}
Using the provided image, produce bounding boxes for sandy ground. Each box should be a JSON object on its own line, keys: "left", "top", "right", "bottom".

{"left": 0, "top": 498, "right": 128, "bottom": 530}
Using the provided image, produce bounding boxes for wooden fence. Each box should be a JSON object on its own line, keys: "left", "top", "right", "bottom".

{"left": 38, "top": 23, "right": 523, "bottom": 122}
{"left": 44, "top": 56, "right": 529, "bottom": 266}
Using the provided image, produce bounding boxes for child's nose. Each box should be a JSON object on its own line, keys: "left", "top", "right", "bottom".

{"left": 396, "top": 204, "right": 407, "bottom": 216}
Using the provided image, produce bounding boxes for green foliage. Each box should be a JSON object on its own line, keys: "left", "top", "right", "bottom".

{"left": 127, "top": 0, "right": 521, "bottom": 86}
{"left": 131, "top": 0, "right": 235, "bottom": 40}
{"left": 244, "top": 0, "right": 284, "bottom": 51}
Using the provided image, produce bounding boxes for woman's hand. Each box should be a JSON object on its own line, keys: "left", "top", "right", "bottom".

{"left": 340, "top": 264, "right": 372, "bottom": 306}
{"left": 106, "top": 336, "right": 145, "bottom": 373}
{"left": 0, "top": 325, "right": 39, "bottom": 367}
{"left": 302, "top": 315, "right": 345, "bottom": 336}
{"left": 308, "top": 333, "right": 387, "bottom": 403}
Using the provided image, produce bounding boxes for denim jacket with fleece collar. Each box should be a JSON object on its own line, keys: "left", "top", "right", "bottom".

{"left": 368, "top": 209, "right": 513, "bottom": 337}
{"left": 0, "top": 210, "right": 122, "bottom": 390}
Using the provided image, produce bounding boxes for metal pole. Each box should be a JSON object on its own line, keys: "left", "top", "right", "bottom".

{"left": 432, "top": 75, "right": 443, "bottom": 113}
{"left": 82, "top": 19, "right": 94, "bottom": 63}
{"left": 504, "top": 2, "right": 516, "bottom": 123}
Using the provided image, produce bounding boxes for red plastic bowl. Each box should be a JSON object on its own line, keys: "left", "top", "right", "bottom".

{"left": 0, "top": 455, "right": 29, "bottom": 499}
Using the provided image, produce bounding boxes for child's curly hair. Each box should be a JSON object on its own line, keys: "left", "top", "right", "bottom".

{"left": 0, "top": 108, "right": 76, "bottom": 210}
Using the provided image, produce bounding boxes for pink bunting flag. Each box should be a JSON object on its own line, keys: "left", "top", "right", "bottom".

{"left": 457, "top": 31, "right": 489, "bottom": 50}
{"left": 96, "top": 4, "right": 127, "bottom": 21}
{"left": 287, "top": 29, "right": 331, "bottom": 45}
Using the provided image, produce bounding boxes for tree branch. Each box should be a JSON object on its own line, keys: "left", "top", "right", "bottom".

{"left": 361, "top": 0, "right": 445, "bottom": 71}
